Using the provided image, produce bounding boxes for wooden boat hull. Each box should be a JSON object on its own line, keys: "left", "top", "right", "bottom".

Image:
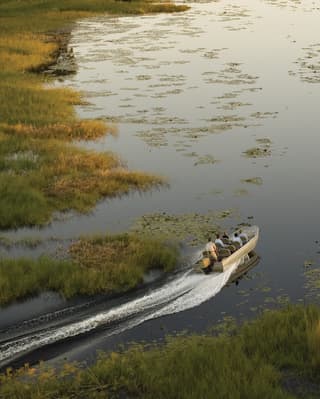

{"left": 214, "top": 226, "right": 259, "bottom": 272}
{"left": 227, "top": 251, "right": 260, "bottom": 284}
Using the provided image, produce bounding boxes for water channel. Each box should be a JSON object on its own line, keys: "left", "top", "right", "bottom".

{"left": 1, "top": 0, "right": 320, "bottom": 369}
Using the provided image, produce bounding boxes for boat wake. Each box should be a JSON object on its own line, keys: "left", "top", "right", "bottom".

{"left": 0, "top": 252, "right": 238, "bottom": 367}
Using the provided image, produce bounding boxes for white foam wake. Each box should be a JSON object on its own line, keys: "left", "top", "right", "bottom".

{"left": 0, "top": 259, "right": 238, "bottom": 365}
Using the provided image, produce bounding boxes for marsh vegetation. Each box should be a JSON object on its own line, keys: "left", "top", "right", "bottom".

{"left": 0, "top": 233, "right": 178, "bottom": 306}
{"left": 2, "top": 305, "right": 320, "bottom": 398}
{"left": 0, "top": 0, "right": 187, "bottom": 229}
{"left": 2, "top": 0, "right": 320, "bottom": 396}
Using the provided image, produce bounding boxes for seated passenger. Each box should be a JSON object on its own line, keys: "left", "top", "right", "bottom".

{"left": 239, "top": 229, "right": 249, "bottom": 244}
{"left": 205, "top": 237, "right": 218, "bottom": 261}
{"left": 232, "top": 232, "right": 242, "bottom": 247}
{"left": 215, "top": 234, "right": 225, "bottom": 248}
{"left": 222, "top": 231, "right": 232, "bottom": 245}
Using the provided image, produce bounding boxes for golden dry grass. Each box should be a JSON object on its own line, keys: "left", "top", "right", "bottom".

{"left": 0, "top": 33, "right": 57, "bottom": 72}
{"left": 1, "top": 120, "right": 117, "bottom": 141}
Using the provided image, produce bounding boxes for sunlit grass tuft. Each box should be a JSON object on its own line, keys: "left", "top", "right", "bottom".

{"left": 1, "top": 120, "right": 117, "bottom": 140}
{"left": 0, "top": 33, "right": 57, "bottom": 72}
{"left": 0, "top": 75, "right": 81, "bottom": 125}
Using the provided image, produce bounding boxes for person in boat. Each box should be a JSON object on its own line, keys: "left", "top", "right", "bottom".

{"left": 222, "top": 231, "right": 232, "bottom": 245}
{"left": 239, "top": 229, "right": 248, "bottom": 244}
{"left": 231, "top": 232, "right": 243, "bottom": 247}
{"left": 215, "top": 233, "right": 235, "bottom": 259}
{"left": 215, "top": 234, "right": 225, "bottom": 248}
{"left": 205, "top": 237, "right": 218, "bottom": 261}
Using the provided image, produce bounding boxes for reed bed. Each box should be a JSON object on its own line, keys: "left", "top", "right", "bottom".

{"left": 1, "top": 305, "right": 320, "bottom": 398}
{"left": 0, "top": 233, "right": 179, "bottom": 306}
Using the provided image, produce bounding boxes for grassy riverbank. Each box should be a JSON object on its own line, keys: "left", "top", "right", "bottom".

{"left": 0, "top": 233, "right": 178, "bottom": 306}
{"left": 1, "top": 305, "right": 320, "bottom": 398}
{"left": 0, "top": 0, "right": 188, "bottom": 229}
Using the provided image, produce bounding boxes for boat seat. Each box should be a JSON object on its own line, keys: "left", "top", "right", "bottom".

{"left": 232, "top": 242, "right": 241, "bottom": 250}
{"left": 226, "top": 244, "right": 236, "bottom": 253}
{"left": 218, "top": 248, "right": 231, "bottom": 258}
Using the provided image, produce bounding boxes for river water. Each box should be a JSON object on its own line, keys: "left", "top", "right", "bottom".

{"left": 1, "top": 0, "right": 320, "bottom": 368}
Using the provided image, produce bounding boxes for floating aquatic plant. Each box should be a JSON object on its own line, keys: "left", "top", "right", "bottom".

{"left": 131, "top": 210, "right": 234, "bottom": 246}
{"left": 241, "top": 177, "right": 263, "bottom": 185}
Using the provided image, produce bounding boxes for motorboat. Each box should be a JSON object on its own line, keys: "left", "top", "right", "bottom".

{"left": 194, "top": 226, "right": 259, "bottom": 275}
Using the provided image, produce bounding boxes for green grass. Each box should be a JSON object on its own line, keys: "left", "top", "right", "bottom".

{"left": 0, "top": 135, "right": 165, "bottom": 228}
{"left": 0, "top": 74, "right": 80, "bottom": 126}
{"left": 0, "top": 0, "right": 188, "bottom": 229}
{"left": 0, "top": 233, "right": 179, "bottom": 306}
{"left": 2, "top": 305, "right": 320, "bottom": 398}
{"left": 0, "top": 0, "right": 188, "bottom": 20}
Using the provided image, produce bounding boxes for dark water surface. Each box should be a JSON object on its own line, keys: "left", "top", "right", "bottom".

{"left": 1, "top": 0, "right": 320, "bottom": 368}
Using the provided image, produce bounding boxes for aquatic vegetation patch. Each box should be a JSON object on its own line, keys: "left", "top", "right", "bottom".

{"left": 0, "top": 234, "right": 179, "bottom": 306}
{"left": 243, "top": 146, "right": 271, "bottom": 158}
{"left": 193, "top": 154, "right": 219, "bottom": 166}
{"left": 290, "top": 43, "right": 320, "bottom": 83}
{"left": 264, "top": 0, "right": 301, "bottom": 9}
{"left": 304, "top": 259, "right": 320, "bottom": 304}
{"left": 241, "top": 177, "right": 263, "bottom": 185}
{"left": 136, "top": 127, "right": 169, "bottom": 147}
{"left": 243, "top": 137, "right": 273, "bottom": 158}
{"left": 304, "top": 260, "right": 315, "bottom": 268}
{"left": 203, "top": 72, "right": 258, "bottom": 86}
{"left": 2, "top": 305, "right": 320, "bottom": 398}
{"left": 250, "top": 111, "right": 279, "bottom": 120}
{"left": 218, "top": 101, "right": 252, "bottom": 111}
{"left": 97, "top": 18, "right": 278, "bottom": 159}
{"left": 216, "top": 4, "right": 253, "bottom": 31}
{"left": 256, "top": 137, "right": 272, "bottom": 145}
{"left": 202, "top": 48, "right": 227, "bottom": 59}
{"left": 131, "top": 210, "right": 233, "bottom": 246}
{"left": 205, "top": 115, "right": 246, "bottom": 124}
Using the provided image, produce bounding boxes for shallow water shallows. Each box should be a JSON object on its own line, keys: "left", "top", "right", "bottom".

{"left": 2, "top": 0, "right": 320, "bottom": 367}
